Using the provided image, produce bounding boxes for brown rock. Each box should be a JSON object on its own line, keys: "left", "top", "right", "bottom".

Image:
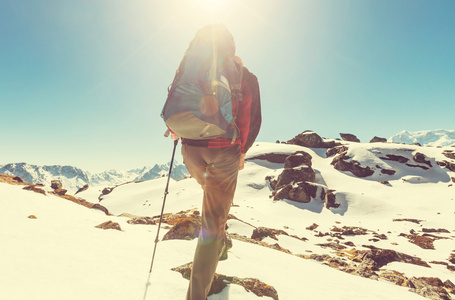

{"left": 247, "top": 153, "right": 289, "bottom": 164}
{"left": 75, "top": 184, "right": 89, "bottom": 195}
{"left": 340, "top": 133, "right": 360, "bottom": 143}
{"left": 13, "top": 176, "right": 24, "bottom": 183}
{"left": 23, "top": 185, "right": 46, "bottom": 195}
{"left": 91, "top": 203, "right": 110, "bottom": 215}
{"left": 284, "top": 151, "right": 312, "bottom": 168}
{"left": 326, "top": 145, "right": 349, "bottom": 157}
{"left": 28, "top": 215, "right": 37, "bottom": 219}
{"left": 95, "top": 221, "right": 122, "bottom": 231}
{"left": 162, "top": 217, "right": 201, "bottom": 240}
{"left": 437, "top": 160, "right": 455, "bottom": 172}
{"left": 325, "top": 190, "right": 340, "bottom": 209}
{"left": 409, "top": 235, "right": 435, "bottom": 250}
{"left": 369, "top": 136, "right": 387, "bottom": 143}
{"left": 53, "top": 189, "right": 67, "bottom": 196}
{"left": 413, "top": 152, "right": 432, "bottom": 167}
{"left": 127, "top": 216, "right": 156, "bottom": 225}
{"left": 287, "top": 131, "right": 325, "bottom": 148}
{"left": 51, "top": 180, "right": 63, "bottom": 190}
{"left": 331, "top": 153, "right": 374, "bottom": 178}
{"left": 275, "top": 166, "right": 316, "bottom": 189}
{"left": 102, "top": 187, "right": 114, "bottom": 195}
{"left": 380, "top": 154, "right": 409, "bottom": 163}
{"left": 172, "top": 262, "right": 279, "bottom": 300}
{"left": 251, "top": 227, "right": 288, "bottom": 241}
{"left": 443, "top": 150, "right": 455, "bottom": 160}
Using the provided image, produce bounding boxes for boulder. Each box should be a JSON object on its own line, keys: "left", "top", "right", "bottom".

{"left": 284, "top": 151, "right": 312, "bottom": 168}
{"left": 51, "top": 180, "right": 63, "bottom": 190}
{"left": 273, "top": 182, "right": 319, "bottom": 203}
{"left": 75, "top": 184, "right": 89, "bottom": 195}
{"left": 287, "top": 131, "right": 325, "bottom": 148}
{"left": 275, "top": 166, "right": 316, "bottom": 189}
{"left": 53, "top": 189, "right": 67, "bottom": 196}
{"left": 369, "top": 136, "right": 387, "bottom": 143}
{"left": 326, "top": 145, "right": 349, "bottom": 157}
{"left": 247, "top": 153, "right": 289, "bottom": 164}
{"left": 95, "top": 221, "right": 122, "bottom": 231}
{"left": 251, "top": 227, "right": 288, "bottom": 241}
{"left": 102, "top": 187, "right": 114, "bottom": 195}
{"left": 340, "top": 133, "right": 360, "bottom": 143}
{"left": 331, "top": 153, "right": 374, "bottom": 178}
{"left": 413, "top": 152, "right": 432, "bottom": 167}
{"left": 162, "top": 217, "right": 201, "bottom": 240}
{"left": 442, "top": 150, "right": 455, "bottom": 160}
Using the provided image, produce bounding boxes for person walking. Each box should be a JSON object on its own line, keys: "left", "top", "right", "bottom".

{"left": 168, "top": 30, "right": 261, "bottom": 299}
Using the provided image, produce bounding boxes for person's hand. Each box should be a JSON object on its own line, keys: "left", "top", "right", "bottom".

{"left": 239, "top": 153, "right": 246, "bottom": 170}
{"left": 171, "top": 132, "right": 180, "bottom": 141}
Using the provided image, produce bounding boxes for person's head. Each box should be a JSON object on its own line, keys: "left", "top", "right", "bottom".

{"left": 193, "top": 24, "right": 235, "bottom": 57}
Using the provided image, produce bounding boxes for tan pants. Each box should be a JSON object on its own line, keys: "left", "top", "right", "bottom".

{"left": 182, "top": 144, "right": 241, "bottom": 300}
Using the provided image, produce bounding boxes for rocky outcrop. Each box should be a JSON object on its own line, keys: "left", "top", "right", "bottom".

{"left": 75, "top": 184, "right": 89, "bottom": 195}
{"left": 288, "top": 130, "right": 325, "bottom": 148}
{"left": 437, "top": 161, "right": 455, "bottom": 172}
{"left": 162, "top": 217, "right": 201, "bottom": 240}
{"left": 284, "top": 151, "right": 312, "bottom": 168}
{"left": 287, "top": 130, "right": 339, "bottom": 148}
{"left": 331, "top": 153, "right": 374, "bottom": 178}
{"left": 51, "top": 180, "right": 63, "bottom": 190}
{"left": 247, "top": 153, "right": 289, "bottom": 164}
{"left": 340, "top": 133, "right": 360, "bottom": 143}
{"left": 370, "top": 136, "right": 387, "bottom": 143}
{"left": 95, "top": 221, "right": 122, "bottom": 231}
{"left": 326, "top": 145, "right": 349, "bottom": 158}
{"left": 443, "top": 150, "right": 455, "bottom": 160}
{"left": 172, "top": 262, "right": 279, "bottom": 300}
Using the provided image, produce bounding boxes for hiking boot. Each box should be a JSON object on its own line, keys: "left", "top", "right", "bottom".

{"left": 219, "top": 235, "right": 232, "bottom": 261}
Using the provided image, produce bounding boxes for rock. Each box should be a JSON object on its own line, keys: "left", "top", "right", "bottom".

{"left": 409, "top": 277, "right": 452, "bottom": 300}
{"left": 284, "top": 151, "right": 312, "bottom": 168}
{"left": 449, "top": 253, "right": 455, "bottom": 264}
{"left": 251, "top": 227, "right": 288, "bottom": 241}
{"left": 247, "top": 153, "right": 289, "bottom": 164}
{"left": 414, "top": 152, "right": 432, "bottom": 167}
{"left": 28, "top": 215, "right": 37, "bottom": 219}
{"left": 75, "top": 184, "right": 89, "bottom": 195}
{"left": 53, "top": 189, "right": 67, "bottom": 196}
{"left": 442, "top": 150, "right": 455, "bottom": 160}
{"left": 162, "top": 217, "right": 201, "bottom": 241}
{"left": 326, "top": 145, "right": 349, "bottom": 157}
{"left": 127, "top": 216, "right": 155, "bottom": 225}
{"left": 91, "top": 203, "right": 110, "bottom": 215}
{"left": 23, "top": 185, "right": 46, "bottom": 195}
{"left": 287, "top": 130, "right": 325, "bottom": 148}
{"left": 340, "top": 133, "right": 360, "bottom": 143}
{"left": 274, "top": 181, "right": 320, "bottom": 203}
{"left": 102, "top": 187, "right": 114, "bottom": 195}
{"left": 381, "top": 169, "right": 396, "bottom": 175}
{"left": 408, "top": 235, "right": 435, "bottom": 250}
{"left": 437, "top": 160, "right": 455, "bottom": 172}
{"left": 95, "top": 221, "right": 122, "bottom": 231}
{"left": 13, "top": 176, "right": 24, "bottom": 183}
{"left": 380, "top": 154, "right": 409, "bottom": 163}
{"left": 275, "top": 166, "right": 316, "bottom": 189}
{"left": 325, "top": 190, "right": 339, "bottom": 209}
{"left": 331, "top": 153, "right": 374, "bottom": 178}
{"left": 172, "top": 262, "right": 279, "bottom": 300}
{"left": 370, "top": 136, "right": 387, "bottom": 143}
{"left": 51, "top": 180, "right": 63, "bottom": 190}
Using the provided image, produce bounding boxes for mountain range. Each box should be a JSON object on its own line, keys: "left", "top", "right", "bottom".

{"left": 0, "top": 161, "right": 189, "bottom": 193}
{"left": 389, "top": 129, "right": 455, "bottom": 147}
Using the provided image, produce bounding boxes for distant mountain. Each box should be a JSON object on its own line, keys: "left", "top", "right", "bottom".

{"left": 0, "top": 162, "right": 189, "bottom": 193}
{"left": 388, "top": 129, "right": 455, "bottom": 147}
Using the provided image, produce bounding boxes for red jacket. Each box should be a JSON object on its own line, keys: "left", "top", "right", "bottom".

{"left": 181, "top": 67, "right": 261, "bottom": 154}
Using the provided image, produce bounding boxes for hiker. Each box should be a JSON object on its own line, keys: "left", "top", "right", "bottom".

{"left": 164, "top": 24, "right": 261, "bottom": 300}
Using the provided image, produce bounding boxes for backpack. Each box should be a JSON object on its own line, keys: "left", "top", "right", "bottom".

{"left": 161, "top": 24, "right": 243, "bottom": 142}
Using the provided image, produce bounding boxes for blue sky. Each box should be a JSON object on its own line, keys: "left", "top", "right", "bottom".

{"left": 1, "top": 0, "right": 454, "bottom": 172}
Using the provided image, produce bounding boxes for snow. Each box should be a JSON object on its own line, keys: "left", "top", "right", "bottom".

{"left": 389, "top": 129, "right": 455, "bottom": 147}
{"left": 1, "top": 140, "right": 454, "bottom": 299}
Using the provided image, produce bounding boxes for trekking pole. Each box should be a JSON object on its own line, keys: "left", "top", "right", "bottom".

{"left": 143, "top": 139, "right": 178, "bottom": 300}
